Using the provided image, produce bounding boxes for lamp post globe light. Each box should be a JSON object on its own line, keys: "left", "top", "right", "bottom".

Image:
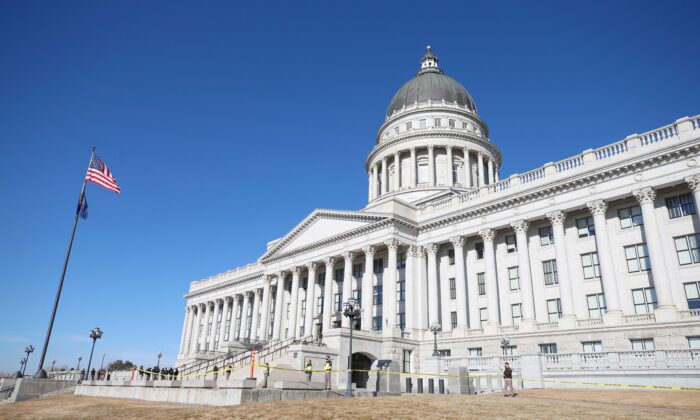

{"left": 77, "top": 356, "right": 82, "bottom": 371}
{"left": 85, "top": 327, "right": 103, "bottom": 377}
{"left": 429, "top": 321, "right": 442, "bottom": 357}
{"left": 156, "top": 352, "right": 162, "bottom": 369}
{"left": 51, "top": 360, "right": 56, "bottom": 372}
{"left": 500, "top": 336, "right": 510, "bottom": 356}
{"left": 17, "top": 357, "right": 27, "bottom": 377}
{"left": 342, "top": 297, "right": 361, "bottom": 398}
{"left": 22, "top": 345, "right": 35, "bottom": 375}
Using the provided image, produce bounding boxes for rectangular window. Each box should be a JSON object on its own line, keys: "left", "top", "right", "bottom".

{"left": 547, "top": 298, "right": 562, "bottom": 322}
{"left": 449, "top": 278, "right": 456, "bottom": 299}
{"left": 625, "top": 243, "right": 651, "bottom": 272}
{"left": 479, "top": 307, "right": 488, "bottom": 328}
{"left": 587, "top": 293, "right": 607, "bottom": 318}
{"left": 448, "top": 249, "right": 455, "bottom": 265}
{"left": 373, "top": 285, "right": 383, "bottom": 305}
{"left": 511, "top": 303, "right": 522, "bottom": 326}
{"left": 286, "top": 302, "right": 291, "bottom": 319}
{"left": 353, "top": 263, "right": 364, "bottom": 279}
{"left": 619, "top": 205, "right": 643, "bottom": 229}
{"left": 317, "top": 296, "right": 324, "bottom": 315}
{"left": 334, "top": 292, "right": 342, "bottom": 312}
{"left": 582, "top": 341, "right": 603, "bottom": 352}
{"left": 503, "top": 345, "right": 517, "bottom": 356}
{"left": 539, "top": 226, "right": 554, "bottom": 246}
{"left": 632, "top": 287, "right": 658, "bottom": 314}
{"left": 335, "top": 268, "right": 344, "bottom": 282}
{"left": 468, "top": 347, "right": 482, "bottom": 356}
{"left": 581, "top": 252, "right": 601, "bottom": 279}
{"left": 402, "top": 350, "right": 412, "bottom": 373}
{"left": 543, "top": 259, "right": 558, "bottom": 285}
{"left": 405, "top": 122, "right": 413, "bottom": 131}
{"left": 477, "top": 273, "right": 486, "bottom": 295}
{"left": 684, "top": 282, "right": 700, "bottom": 309}
{"left": 631, "top": 338, "right": 655, "bottom": 350}
{"left": 398, "top": 313, "right": 406, "bottom": 331}
{"left": 576, "top": 216, "right": 595, "bottom": 238}
{"left": 434, "top": 118, "right": 441, "bottom": 127}
{"left": 508, "top": 266, "right": 520, "bottom": 291}
{"left": 448, "top": 118, "right": 456, "bottom": 128}
{"left": 666, "top": 193, "right": 696, "bottom": 219}
{"left": 397, "top": 252, "right": 406, "bottom": 269}
{"left": 689, "top": 336, "right": 700, "bottom": 349}
{"left": 462, "top": 121, "right": 468, "bottom": 129}
{"left": 674, "top": 234, "right": 700, "bottom": 266}
{"left": 372, "top": 316, "right": 382, "bottom": 331}
{"left": 505, "top": 234, "right": 517, "bottom": 253}
{"left": 397, "top": 280, "right": 406, "bottom": 302}
{"left": 373, "top": 258, "right": 384, "bottom": 274}
{"left": 475, "top": 242, "right": 484, "bottom": 259}
{"left": 539, "top": 343, "right": 558, "bottom": 354}
{"left": 419, "top": 119, "right": 427, "bottom": 129}
{"left": 353, "top": 288, "right": 361, "bottom": 306}
{"left": 450, "top": 311, "right": 457, "bottom": 329}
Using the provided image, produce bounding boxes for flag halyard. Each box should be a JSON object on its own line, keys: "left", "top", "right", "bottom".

{"left": 85, "top": 154, "right": 121, "bottom": 193}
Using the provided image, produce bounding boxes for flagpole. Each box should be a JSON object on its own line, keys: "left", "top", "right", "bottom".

{"left": 34, "top": 147, "right": 95, "bottom": 378}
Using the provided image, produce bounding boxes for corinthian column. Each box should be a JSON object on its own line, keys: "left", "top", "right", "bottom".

{"left": 477, "top": 153, "right": 485, "bottom": 187}
{"left": 190, "top": 304, "right": 204, "bottom": 354}
{"left": 586, "top": 200, "right": 623, "bottom": 325}
{"left": 305, "top": 263, "right": 318, "bottom": 339}
{"left": 394, "top": 152, "right": 401, "bottom": 191}
{"left": 510, "top": 220, "right": 535, "bottom": 330}
{"left": 381, "top": 158, "right": 388, "bottom": 194}
{"left": 272, "top": 272, "right": 287, "bottom": 340}
{"left": 546, "top": 211, "right": 577, "bottom": 328}
{"left": 218, "top": 297, "right": 231, "bottom": 348}
{"left": 179, "top": 306, "right": 191, "bottom": 357}
{"left": 322, "top": 257, "right": 336, "bottom": 334}
{"left": 405, "top": 245, "right": 417, "bottom": 330}
{"left": 479, "top": 228, "right": 500, "bottom": 333}
{"left": 240, "top": 294, "right": 250, "bottom": 340}
{"left": 383, "top": 239, "right": 400, "bottom": 336}
{"left": 426, "top": 243, "right": 439, "bottom": 326}
{"left": 342, "top": 253, "right": 355, "bottom": 328}
{"left": 450, "top": 237, "right": 468, "bottom": 329}
{"left": 250, "top": 291, "right": 261, "bottom": 340}
{"left": 288, "top": 267, "right": 302, "bottom": 338}
{"left": 446, "top": 145, "right": 453, "bottom": 186}
{"left": 410, "top": 147, "right": 417, "bottom": 187}
{"left": 685, "top": 174, "right": 700, "bottom": 225}
{"left": 633, "top": 187, "right": 677, "bottom": 321}
{"left": 463, "top": 148, "right": 471, "bottom": 188}
{"left": 428, "top": 145, "right": 435, "bottom": 186}
{"left": 259, "top": 277, "right": 272, "bottom": 341}
{"left": 372, "top": 165, "right": 378, "bottom": 199}
{"left": 487, "top": 158, "right": 494, "bottom": 185}
{"left": 361, "top": 247, "right": 375, "bottom": 331}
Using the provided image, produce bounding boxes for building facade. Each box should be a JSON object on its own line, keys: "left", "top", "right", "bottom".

{"left": 176, "top": 48, "right": 700, "bottom": 386}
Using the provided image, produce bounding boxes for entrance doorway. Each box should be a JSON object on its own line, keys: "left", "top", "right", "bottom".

{"left": 351, "top": 353, "right": 374, "bottom": 389}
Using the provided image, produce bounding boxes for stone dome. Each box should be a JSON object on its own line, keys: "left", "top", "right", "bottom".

{"left": 386, "top": 47, "right": 476, "bottom": 118}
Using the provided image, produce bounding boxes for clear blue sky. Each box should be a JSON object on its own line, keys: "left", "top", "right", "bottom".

{"left": 1, "top": 0, "right": 698, "bottom": 374}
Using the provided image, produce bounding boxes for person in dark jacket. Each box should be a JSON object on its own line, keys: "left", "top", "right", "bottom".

{"left": 90, "top": 368, "right": 96, "bottom": 380}
{"left": 503, "top": 362, "right": 515, "bottom": 397}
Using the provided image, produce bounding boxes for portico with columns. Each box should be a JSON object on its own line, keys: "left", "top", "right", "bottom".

{"left": 176, "top": 48, "right": 700, "bottom": 392}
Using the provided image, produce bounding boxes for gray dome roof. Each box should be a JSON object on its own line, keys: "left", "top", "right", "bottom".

{"left": 386, "top": 48, "right": 476, "bottom": 117}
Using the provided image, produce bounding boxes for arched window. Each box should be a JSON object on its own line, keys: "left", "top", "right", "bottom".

{"left": 417, "top": 157, "right": 429, "bottom": 184}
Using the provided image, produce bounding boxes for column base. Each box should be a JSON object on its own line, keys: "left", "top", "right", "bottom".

{"left": 653, "top": 306, "right": 678, "bottom": 323}
{"left": 558, "top": 315, "right": 577, "bottom": 330}
{"left": 519, "top": 319, "right": 536, "bottom": 332}
{"left": 602, "top": 310, "right": 623, "bottom": 326}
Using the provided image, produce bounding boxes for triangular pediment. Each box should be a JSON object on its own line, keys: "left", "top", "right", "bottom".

{"left": 260, "top": 210, "right": 389, "bottom": 261}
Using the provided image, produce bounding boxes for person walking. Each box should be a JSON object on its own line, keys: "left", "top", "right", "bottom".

{"left": 503, "top": 362, "right": 514, "bottom": 397}
{"left": 304, "top": 359, "right": 313, "bottom": 383}
{"left": 262, "top": 363, "right": 271, "bottom": 388}
{"left": 90, "top": 368, "right": 96, "bottom": 381}
{"left": 225, "top": 365, "right": 232, "bottom": 380}
{"left": 212, "top": 365, "right": 219, "bottom": 381}
{"left": 324, "top": 356, "right": 332, "bottom": 390}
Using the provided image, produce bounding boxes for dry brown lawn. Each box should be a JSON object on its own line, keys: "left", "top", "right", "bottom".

{"left": 1, "top": 389, "right": 699, "bottom": 419}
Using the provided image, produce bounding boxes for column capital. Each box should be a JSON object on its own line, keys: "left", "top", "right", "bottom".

{"left": 479, "top": 228, "right": 495, "bottom": 242}
{"left": 292, "top": 266, "right": 303, "bottom": 276}
{"left": 686, "top": 174, "right": 700, "bottom": 192}
{"left": 393, "top": 151, "right": 400, "bottom": 158}
{"left": 407, "top": 245, "right": 420, "bottom": 257}
{"left": 266, "top": 275, "right": 275, "bottom": 283}
{"left": 510, "top": 219, "right": 529, "bottom": 234}
{"left": 449, "top": 236, "right": 464, "bottom": 248}
{"left": 277, "top": 271, "right": 288, "bottom": 281}
{"left": 306, "top": 261, "right": 318, "bottom": 272}
{"left": 477, "top": 151, "right": 483, "bottom": 158}
{"left": 428, "top": 145, "right": 434, "bottom": 152}
{"left": 633, "top": 187, "right": 656, "bottom": 204}
{"left": 546, "top": 210, "right": 566, "bottom": 226}
{"left": 245, "top": 290, "right": 254, "bottom": 298}
{"left": 362, "top": 245, "right": 375, "bottom": 257}
{"left": 224, "top": 296, "right": 232, "bottom": 303}
{"left": 323, "top": 256, "right": 336, "bottom": 267}
{"left": 235, "top": 294, "right": 244, "bottom": 303}
{"left": 410, "top": 146, "right": 416, "bottom": 154}
{"left": 343, "top": 251, "right": 355, "bottom": 262}
{"left": 425, "top": 243, "right": 439, "bottom": 255}
{"left": 384, "top": 239, "right": 401, "bottom": 250}
{"left": 586, "top": 199, "right": 608, "bottom": 216}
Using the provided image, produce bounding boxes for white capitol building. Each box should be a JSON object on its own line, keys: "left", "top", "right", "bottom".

{"left": 175, "top": 48, "right": 700, "bottom": 390}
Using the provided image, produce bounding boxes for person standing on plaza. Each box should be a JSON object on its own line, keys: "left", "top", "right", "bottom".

{"left": 503, "top": 362, "right": 514, "bottom": 397}
{"left": 262, "top": 363, "right": 271, "bottom": 388}
{"left": 304, "top": 359, "right": 313, "bottom": 383}
{"left": 324, "top": 356, "right": 332, "bottom": 390}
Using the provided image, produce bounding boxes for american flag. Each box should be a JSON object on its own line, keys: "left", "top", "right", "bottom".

{"left": 85, "top": 154, "right": 121, "bottom": 194}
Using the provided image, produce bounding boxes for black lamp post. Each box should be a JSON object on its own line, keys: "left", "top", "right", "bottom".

{"left": 22, "top": 345, "right": 35, "bottom": 376}
{"left": 76, "top": 356, "right": 82, "bottom": 371}
{"left": 86, "top": 327, "right": 103, "bottom": 377}
{"left": 100, "top": 353, "right": 106, "bottom": 371}
{"left": 51, "top": 360, "right": 56, "bottom": 372}
{"left": 18, "top": 357, "right": 27, "bottom": 377}
{"left": 429, "top": 321, "right": 441, "bottom": 357}
{"left": 342, "top": 297, "right": 361, "bottom": 398}
{"left": 156, "top": 352, "right": 162, "bottom": 369}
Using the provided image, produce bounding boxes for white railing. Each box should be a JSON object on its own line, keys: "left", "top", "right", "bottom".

{"left": 543, "top": 350, "right": 700, "bottom": 371}
{"left": 623, "top": 313, "right": 656, "bottom": 324}
{"left": 466, "top": 328, "right": 484, "bottom": 336}
{"left": 441, "top": 355, "right": 521, "bottom": 371}
{"left": 665, "top": 349, "right": 700, "bottom": 368}
{"left": 536, "top": 321, "right": 558, "bottom": 331}
{"left": 416, "top": 115, "right": 699, "bottom": 218}
{"left": 498, "top": 325, "right": 519, "bottom": 333}
{"left": 679, "top": 309, "right": 700, "bottom": 319}
{"left": 618, "top": 350, "right": 656, "bottom": 368}
{"left": 577, "top": 318, "right": 603, "bottom": 328}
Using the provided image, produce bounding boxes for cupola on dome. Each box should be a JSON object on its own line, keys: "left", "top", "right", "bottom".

{"left": 386, "top": 46, "right": 476, "bottom": 118}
